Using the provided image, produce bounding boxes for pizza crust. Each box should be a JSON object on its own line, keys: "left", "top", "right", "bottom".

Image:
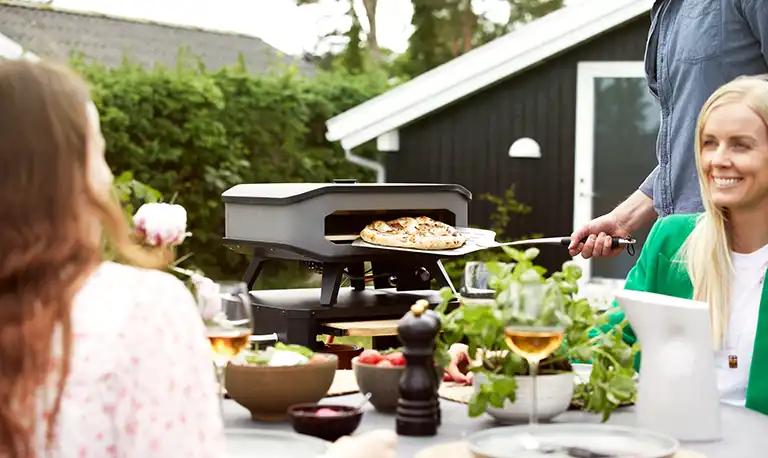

{"left": 359, "top": 216, "right": 466, "bottom": 250}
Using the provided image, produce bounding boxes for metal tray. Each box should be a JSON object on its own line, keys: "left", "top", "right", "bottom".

{"left": 351, "top": 227, "right": 499, "bottom": 257}
{"left": 226, "top": 429, "right": 329, "bottom": 457}
{"left": 467, "top": 424, "right": 679, "bottom": 458}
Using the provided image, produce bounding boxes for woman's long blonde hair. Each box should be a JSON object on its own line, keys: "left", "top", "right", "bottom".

{"left": 678, "top": 75, "right": 768, "bottom": 349}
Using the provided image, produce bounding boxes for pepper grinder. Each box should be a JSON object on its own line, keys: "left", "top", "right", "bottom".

{"left": 396, "top": 299, "right": 440, "bottom": 436}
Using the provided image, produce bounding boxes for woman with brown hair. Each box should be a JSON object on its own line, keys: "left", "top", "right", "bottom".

{"left": 0, "top": 60, "right": 225, "bottom": 457}
{"left": 0, "top": 59, "right": 400, "bottom": 458}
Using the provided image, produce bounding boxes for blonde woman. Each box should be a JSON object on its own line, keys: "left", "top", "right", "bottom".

{"left": 597, "top": 75, "right": 768, "bottom": 416}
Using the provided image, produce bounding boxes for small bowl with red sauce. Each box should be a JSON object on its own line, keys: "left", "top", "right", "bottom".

{"left": 286, "top": 403, "right": 363, "bottom": 441}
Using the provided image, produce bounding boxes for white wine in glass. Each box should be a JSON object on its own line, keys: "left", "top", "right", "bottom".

{"left": 503, "top": 282, "right": 565, "bottom": 425}
{"left": 207, "top": 329, "right": 251, "bottom": 363}
{"left": 503, "top": 327, "right": 564, "bottom": 362}
{"left": 198, "top": 281, "right": 253, "bottom": 408}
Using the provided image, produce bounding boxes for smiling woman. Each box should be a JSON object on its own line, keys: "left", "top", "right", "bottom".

{"left": 592, "top": 74, "right": 768, "bottom": 417}
{"left": 699, "top": 89, "right": 768, "bottom": 215}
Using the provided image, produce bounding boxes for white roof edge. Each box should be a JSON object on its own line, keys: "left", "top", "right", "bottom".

{"left": 0, "top": 32, "right": 39, "bottom": 60}
{"left": 326, "top": 0, "right": 652, "bottom": 150}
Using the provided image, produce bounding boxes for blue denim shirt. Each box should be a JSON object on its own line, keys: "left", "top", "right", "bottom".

{"left": 641, "top": 0, "right": 768, "bottom": 216}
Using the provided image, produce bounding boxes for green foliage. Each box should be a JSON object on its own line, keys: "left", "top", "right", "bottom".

{"left": 294, "top": 0, "right": 566, "bottom": 80}
{"left": 113, "top": 171, "right": 162, "bottom": 217}
{"left": 70, "top": 54, "right": 391, "bottom": 285}
{"left": 391, "top": 0, "right": 565, "bottom": 79}
{"left": 433, "top": 249, "right": 638, "bottom": 422}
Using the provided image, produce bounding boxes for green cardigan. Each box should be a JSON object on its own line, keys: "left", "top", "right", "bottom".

{"left": 596, "top": 213, "right": 768, "bottom": 415}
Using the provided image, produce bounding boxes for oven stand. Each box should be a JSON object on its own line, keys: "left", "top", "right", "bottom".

{"left": 424, "top": 259, "right": 457, "bottom": 297}
{"left": 320, "top": 263, "right": 344, "bottom": 307}
{"left": 243, "top": 253, "right": 268, "bottom": 290}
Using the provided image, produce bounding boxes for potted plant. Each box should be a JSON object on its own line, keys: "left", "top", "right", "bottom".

{"left": 433, "top": 246, "right": 638, "bottom": 422}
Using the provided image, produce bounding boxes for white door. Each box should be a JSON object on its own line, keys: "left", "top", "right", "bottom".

{"left": 573, "top": 61, "right": 660, "bottom": 287}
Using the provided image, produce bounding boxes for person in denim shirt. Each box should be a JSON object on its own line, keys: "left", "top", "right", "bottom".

{"left": 569, "top": 0, "right": 768, "bottom": 259}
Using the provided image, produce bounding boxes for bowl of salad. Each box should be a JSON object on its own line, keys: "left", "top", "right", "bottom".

{"left": 225, "top": 343, "right": 338, "bottom": 421}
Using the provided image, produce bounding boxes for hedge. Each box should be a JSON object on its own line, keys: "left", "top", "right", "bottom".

{"left": 70, "top": 56, "right": 390, "bottom": 286}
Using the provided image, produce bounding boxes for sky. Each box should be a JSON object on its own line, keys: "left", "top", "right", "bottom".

{"left": 49, "top": 0, "right": 571, "bottom": 56}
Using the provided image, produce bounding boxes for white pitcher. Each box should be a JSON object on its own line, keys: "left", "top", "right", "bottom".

{"left": 613, "top": 289, "right": 722, "bottom": 442}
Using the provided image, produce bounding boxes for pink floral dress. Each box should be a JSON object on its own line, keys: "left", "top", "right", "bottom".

{"left": 37, "top": 262, "right": 226, "bottom": 457}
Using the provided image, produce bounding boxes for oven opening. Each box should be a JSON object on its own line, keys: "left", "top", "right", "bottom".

{"left": 323, "top": 209, "right": 456, "bottom": 244}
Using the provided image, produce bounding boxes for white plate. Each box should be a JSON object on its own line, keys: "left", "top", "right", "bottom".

{"left": 227, "top": 429, "right": 329, "bottom": 457}
{"left": 467, "top": 423, "right": 679, "bottom": 458}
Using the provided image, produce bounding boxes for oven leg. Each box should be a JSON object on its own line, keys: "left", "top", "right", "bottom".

{"left": 347, "top": 263, "right": 366, "bottom": 291}
{"left": 320, "top": 263, "right": 344, "bottom": 307}
{"left": 425, "top": 259, "right": 457, "bottom": 297}
{"left": 243, "top": 255, "right": 267, "bottom": 290}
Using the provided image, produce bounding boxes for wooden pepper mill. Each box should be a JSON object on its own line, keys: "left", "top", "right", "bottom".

{"left": 396, "top": 299, "right": 441, "bottom": 436}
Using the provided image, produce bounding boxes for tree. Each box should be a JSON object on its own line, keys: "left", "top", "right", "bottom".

{"left": 296, "top": 0, "right": 382, "bottom": 71}
{"left": 297, "top": 0, "right": 566, "bottom": 79}
{"left": 393, "top": 0, "right": 564, "bottom": 79}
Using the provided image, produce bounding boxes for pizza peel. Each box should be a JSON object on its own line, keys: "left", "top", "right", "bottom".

{"left": 350, "top": 227, "right": 636, "bottom": 257}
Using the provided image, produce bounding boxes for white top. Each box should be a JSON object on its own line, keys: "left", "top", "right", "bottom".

{"left": 715, "top": 244, "right": 768, "bottom": 407}
{"left": 35, "top": 262, "right": 226, "bottom": 457}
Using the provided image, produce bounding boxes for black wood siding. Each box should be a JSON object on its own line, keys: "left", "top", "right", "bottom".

{"left": 385, "top": 16, "right": 651, "bottom": 273}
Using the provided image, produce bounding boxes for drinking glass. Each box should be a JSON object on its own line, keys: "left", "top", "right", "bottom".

{"left": 460, "top": 261, "right": 502, "bottom": 304}
{"left": 502, "top": 281, "right": 565, "bottom": 424}
{"left": 199, "top": 281, "right": 253, "bottom": 409}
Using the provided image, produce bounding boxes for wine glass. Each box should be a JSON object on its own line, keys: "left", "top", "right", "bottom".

{"left": 198, "top": 280, "right": 253, "bottom": 409}
{"left": 460, "top": 261, "right": 501, "bottom": 305}
{"left": 501, "top": 281, "right": 565, "bottom": 424}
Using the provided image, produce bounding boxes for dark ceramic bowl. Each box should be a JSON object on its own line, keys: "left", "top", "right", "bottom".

{"left": 287, "top": 403, "right": 363, "bottom": 441}
{"left": 318, "top": 343, "right": 364, "bottom": 370}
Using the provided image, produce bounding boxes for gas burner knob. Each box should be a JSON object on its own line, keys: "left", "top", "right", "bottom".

{"left": 389, "top": 275, "right": 397, "bottom": 286}
{"left": 416, "top": 267, "right": 431, "bottom": 282}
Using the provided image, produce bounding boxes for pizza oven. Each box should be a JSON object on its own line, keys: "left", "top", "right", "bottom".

{"left": 222, "top": 179, "right": 470, "bottom": 261}
{"left": 221, "top": 179, "right": 470, "bottom": 349}
{"left": 222, "top": 179, "right": 471, "bottom": 305}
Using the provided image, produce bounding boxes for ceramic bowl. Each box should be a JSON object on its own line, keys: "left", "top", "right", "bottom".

{"left": 225, "top": 353, "right": 338, "bottom": 421}
{"left": 352, "top": 357, "right": 443, "bottom": 412}
{"left": 318, "top": 343, "right": 363, "bottom": 370}
{"left": 473, "top": 372, "right": 574, "bottom": 423}
{"left": 287, "top": 403, "right": 363, "bottom": 441}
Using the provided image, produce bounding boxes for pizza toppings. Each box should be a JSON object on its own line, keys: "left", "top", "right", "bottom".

{"left": 359, "top": 216, "right": 466, "bottom": 250}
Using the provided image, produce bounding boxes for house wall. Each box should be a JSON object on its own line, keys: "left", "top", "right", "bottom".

{"left": 385, "top": 16, "right": 651, "bottom": 273}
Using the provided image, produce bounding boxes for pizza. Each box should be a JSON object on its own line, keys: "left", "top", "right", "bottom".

{"left": 359, "top": 216, "right": 466, "bottom": 250}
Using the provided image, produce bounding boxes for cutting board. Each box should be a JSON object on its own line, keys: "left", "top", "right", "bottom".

{"left": 414, "top": 441, "right": 705, "bottom": 458}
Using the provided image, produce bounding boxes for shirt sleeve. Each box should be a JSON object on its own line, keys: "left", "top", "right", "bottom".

{"left": 112, "top": 271, "right": 226, "bottom": 458}
{"left": 742, "top": 0, "right": 768, "bottom": 65}
{"left": 638, "top": 164, "right": 658, "bottom": 199}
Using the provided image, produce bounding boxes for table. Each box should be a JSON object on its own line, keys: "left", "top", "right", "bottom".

{"left": 223, "top": 394, "right": 768, "bottom": 457}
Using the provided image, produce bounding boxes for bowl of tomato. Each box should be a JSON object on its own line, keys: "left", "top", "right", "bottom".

{"left": 352, "top": 349, "right": 442, "bottom": 412}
